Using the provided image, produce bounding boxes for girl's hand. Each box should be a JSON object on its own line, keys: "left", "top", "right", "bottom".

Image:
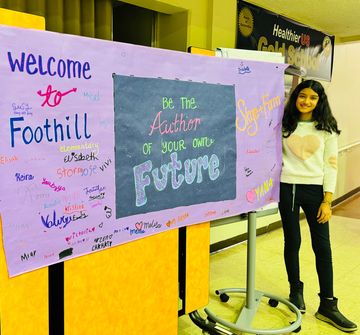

{"left": 317, "top": 202, "right": 332, "bottom": 224}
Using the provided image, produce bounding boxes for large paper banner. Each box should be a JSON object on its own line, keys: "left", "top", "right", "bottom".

{"left": 0, "top": 25, "right": 287, "bottom": 276}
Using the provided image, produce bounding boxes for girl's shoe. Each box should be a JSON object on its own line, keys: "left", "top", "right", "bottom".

{"left": 315, "top": 296, "right": 357, "bottom": 332}
{"left": 289, "top": 281, "right": 306, "bottom": 314}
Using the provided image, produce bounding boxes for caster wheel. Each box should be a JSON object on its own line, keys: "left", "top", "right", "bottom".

{"left": 290, "top": 321, "right": 301, "bottom": 333}
{"left": 219, "top": 293, "right": 229, "bottom": 302}
{"left": 268, "top": 298, "right": 279, "bottom": 307}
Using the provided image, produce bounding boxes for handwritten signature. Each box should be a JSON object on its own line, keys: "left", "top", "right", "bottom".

{"left": 238, "top": 65, "right": 251, "bottom": 74}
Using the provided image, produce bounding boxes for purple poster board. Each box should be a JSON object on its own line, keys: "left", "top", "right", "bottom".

{"left": 0, "top": 25, "right": 287, "bottom": 276}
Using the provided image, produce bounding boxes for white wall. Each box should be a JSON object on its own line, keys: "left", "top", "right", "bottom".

{"left": 327, "top": 42, "right": 360, "bottom": 199}
{"left": 328, "top": 42, "right": 360, "bottom": 147}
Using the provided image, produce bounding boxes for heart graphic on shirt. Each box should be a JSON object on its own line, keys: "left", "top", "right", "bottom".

{"left": 286, "top": 134, "right": 320, "bottom": 160}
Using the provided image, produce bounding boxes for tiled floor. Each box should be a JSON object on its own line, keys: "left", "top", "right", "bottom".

{"left": 178, "top": 194, "right": 360, "bottom": 334}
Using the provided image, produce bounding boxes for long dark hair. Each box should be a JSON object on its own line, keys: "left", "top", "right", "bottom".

{"left": 282, "top": 80, "right": 341, "bottom": 137}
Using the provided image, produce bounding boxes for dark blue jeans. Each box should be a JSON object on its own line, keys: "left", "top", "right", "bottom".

{"left": 279, "top": 182, "right": 333, "bottom": 298}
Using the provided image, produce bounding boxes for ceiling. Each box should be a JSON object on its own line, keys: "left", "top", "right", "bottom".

{"left": 243, "top": 0, "right": 360, "bottom": 43}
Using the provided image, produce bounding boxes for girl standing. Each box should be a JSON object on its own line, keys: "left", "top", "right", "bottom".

{"left": 279, "top": 80, "right": 357, "bottom": 332}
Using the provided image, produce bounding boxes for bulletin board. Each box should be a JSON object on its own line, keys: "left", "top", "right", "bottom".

{"left": 0, "top": 25, "right": 287, "bottom": 276}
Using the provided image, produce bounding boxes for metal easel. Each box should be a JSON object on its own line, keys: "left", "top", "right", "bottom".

{"left": 190, "top": 209, "right": 302, "bottom": 335}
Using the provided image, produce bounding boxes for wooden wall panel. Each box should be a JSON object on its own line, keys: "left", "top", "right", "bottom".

{"left": 64, "top": 230, "right": 179, "bottom": 335}
{"left": 185, "top": 222, "right": 210, "bottom": 313}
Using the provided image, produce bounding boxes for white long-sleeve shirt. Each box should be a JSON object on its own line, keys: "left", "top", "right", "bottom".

{"left": 281, "top": 121, "right": 338, "bottom": 193}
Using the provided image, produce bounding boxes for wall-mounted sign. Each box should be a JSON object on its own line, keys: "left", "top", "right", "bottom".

{"left": 237, "top": 0, "right": 334, "bottom": 81}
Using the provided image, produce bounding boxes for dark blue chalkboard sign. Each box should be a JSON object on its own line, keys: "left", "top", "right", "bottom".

{"left": 114, "top": 75, "right": 236, "bottom": 218}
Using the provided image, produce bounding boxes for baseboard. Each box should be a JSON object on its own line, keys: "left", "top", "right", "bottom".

{"left": 332, "top": 186, "right": 360, "bottom": 206}
{"left": 210, "top": 218, "right": 290, "bottom": 254}
{"left": 210, "top": 187, "right": 360, "bottom": 254}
